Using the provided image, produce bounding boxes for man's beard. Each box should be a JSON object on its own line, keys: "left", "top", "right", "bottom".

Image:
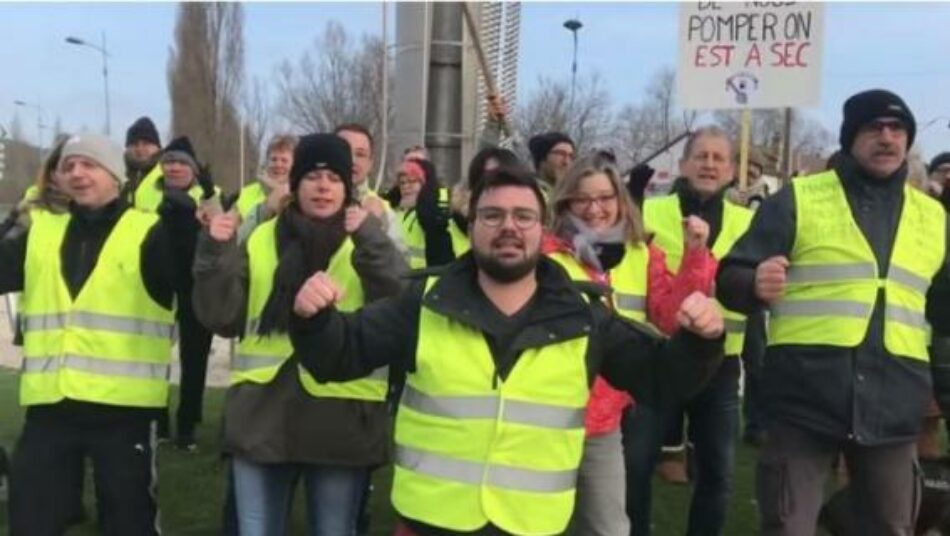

{"left": 472, "top": 237, "right": 540, "bottom": 283}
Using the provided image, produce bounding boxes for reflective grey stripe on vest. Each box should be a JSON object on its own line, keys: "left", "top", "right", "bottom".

{"left": 614, "top": 292, "right": 645, "bottom": 312}
{"left": 368, "top": 366, "right": 389, "bottom": 381}
{"left": 396, "top": 444, "right": 577, "bottom": 493}
{"left": 886, "top": 304, "right": 928, "bottom": 330}
{"left": 401, "top": 384, "right": 584, "bottom": 429}
{"left": 245, "top": 318, "right": 261, "bottom": 336}
{"left": 786, "top": 263, "right": 877, "bottom": 284}
{"left": 888, "top": 265, "right": 931, "bottom": 294}
{"left": 771, "top": 300, "right": 871, "bottom": 318}
{"left": 725, "top": 318, "right": 746, "bottom": 334}
{"left": 408, "top": 246, "right": 426, "bottom": 259}
{"left": 22, "top": 354, "right": 168, "bottom": 380}
{"left": 232, "top": 353, "right": 286, "bottom": 372}
{"left": 22, "top": 312, "right": 174, "bottom": 339}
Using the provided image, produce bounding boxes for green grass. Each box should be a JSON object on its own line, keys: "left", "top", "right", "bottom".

{"left": 0, "top": 368, "right": 764, "bottom": 535}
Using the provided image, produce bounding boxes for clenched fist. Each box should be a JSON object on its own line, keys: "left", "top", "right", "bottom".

{"left": 362, "top": 196, "right": 386, "bottom": 220}
{"left": 676, "top": 291, "right": 724, "bottom": 339}
{"left": 683, "top": 216, "right": 710, "bottom": 250}
{"left": 294, "top": 271, "right": 345, "bottom": 318}
{"left": 755, "top": 256, "right": 789, "bottom": 304}
{"left": 344, "top": 205, "right": 368, "bottom": 234}
{"left": 209, "top": 211, "right": 240, "bottom": 243}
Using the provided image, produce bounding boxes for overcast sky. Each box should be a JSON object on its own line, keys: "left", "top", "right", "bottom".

{"left": 1, "top": 2, "right": 948, "bottom": 160}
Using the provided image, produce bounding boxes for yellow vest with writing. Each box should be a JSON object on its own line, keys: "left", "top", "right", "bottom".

{"left": 644, "top": 194, "right": 752, "bottom": 355}
{"left": 233, "top": 218, "right": 387, "bottom": 400}
{"left": 20, "top": 210, "right": 175, "bottom": 407}
{"left": 769, "top": 171, "right": 945, "bottom": 361}
{"left": 392, "top": 278, "right": 589, "bottom": 535}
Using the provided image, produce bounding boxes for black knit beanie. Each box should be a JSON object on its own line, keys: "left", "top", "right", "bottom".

{"left": 290, "top": 133, "right": 354, "bottom": 202}
{"left": 839, "top": 89, "right": 916, "bottom": 152}
{"left": 126, "top": 116, "right": 161, "bottom": 148}
{"left": 528, "top": 131, "right": 574, "bottom": 170}
{"left": 929, "top": 152, "right": 950, "bottom": 174}
{"left": 161, "top": 136, "right": 200, "bottom": 174}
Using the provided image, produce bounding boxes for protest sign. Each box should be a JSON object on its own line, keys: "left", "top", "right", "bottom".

{"left": 678, "top": 2, "right": 824, "bottom": 109}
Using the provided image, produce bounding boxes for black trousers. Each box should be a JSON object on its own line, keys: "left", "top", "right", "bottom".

{"left": 8, "top": 412, "right": 159, "bottom": 536}
{"left": 174, "top": 301, "right": 214, "bottom": 438}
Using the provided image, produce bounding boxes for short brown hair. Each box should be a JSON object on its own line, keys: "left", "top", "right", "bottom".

{"left": 266, "top": 135, "right": 297, "bottom": 157}
{"left": 468, "top": 168, "right": 547, "bottom": 226}
{"left": 333, "top": 123, "right": 374, "bottom": 151}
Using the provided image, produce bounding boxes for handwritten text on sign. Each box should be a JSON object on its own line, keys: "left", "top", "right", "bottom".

{"left": 677, "top": 2, "right": 824, "bottom": 110}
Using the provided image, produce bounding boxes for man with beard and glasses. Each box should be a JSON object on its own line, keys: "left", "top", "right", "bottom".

{"left": 718, "top": 89, "right": 950, "bottom": 535}
{"left": 288, "top": 168, "right": 726, "bottom": 536}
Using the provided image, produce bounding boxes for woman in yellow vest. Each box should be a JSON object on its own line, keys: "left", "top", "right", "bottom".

{"left": 192, "top": 133, "right": 407, "bottom": 535}
{"left": 388, "top": 157, "right": 465, "bottom": 269}
{"left": 544, "top": 155, "right": 717, "bottom": 535}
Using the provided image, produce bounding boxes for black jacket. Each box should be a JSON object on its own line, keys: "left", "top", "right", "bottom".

{"left": 291, "top": 253, "right": 724, "bottom": 535}
{"left": 0, "top": 196, "right": 198, "bottom": 424}
{"left": 673, "top": 179, "right": 727, "bottom": 247}
{"left": 716, "top": 155, "right": 950, "bottom": 445}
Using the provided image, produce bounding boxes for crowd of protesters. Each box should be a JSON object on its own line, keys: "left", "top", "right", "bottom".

{"left": 1, "top": 86, "right": 950, "bottom": 536}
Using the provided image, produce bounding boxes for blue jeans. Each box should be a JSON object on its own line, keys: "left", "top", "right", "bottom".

{"left": 623, "top": 358, "right": 740, "bottom": 536}
{"left": 232, "top": 456, "right": 366, "bottom": 536}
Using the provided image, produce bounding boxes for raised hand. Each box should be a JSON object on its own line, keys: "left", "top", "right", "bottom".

{"left": 294, "top": 271, "right": 345, "bottom": 318}
{"left": 344, "top": 205, "right": 369, "bottom": 234}
{"left": 755, "top": 255, "right": 789, "bottom": 304}
{"left": 676, "top": 291, "right": 724, "bottom": 339}
{"left": 683, "top": 215, "right": 710, "bottom": 250}
{"left": 208, "top": 211, "right": 240, "bottom": 242}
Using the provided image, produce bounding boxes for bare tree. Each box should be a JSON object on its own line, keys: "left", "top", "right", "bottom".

{"left": 167, "top": 3, "right": 248, "bottom": 193}
{"left": 242, "top": 76, "right": 271, "bottom": 180}
{"left": 713, "top": 108, "right": 833, "bottom": 173}
{"left": 516, "top": 73, "right": 612, "bottom": 158}
{"left": 613, "top": 68, "right": 697, "bottom": 169}
{"left": 275, "top": 22, "right": 387, "bottom": 139}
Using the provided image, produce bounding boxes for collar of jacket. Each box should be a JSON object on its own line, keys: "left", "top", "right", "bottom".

{"left": 676, "top": 180, "right": 727, "bottom": 216}
{"left": 68, "top": 196, "right": 128, "bottom": 225}
{"left": 834, "top": 152, "right": 908, "bottom": 196}
{"left": 421, "top": 252, "right": 598, "bottom": 347}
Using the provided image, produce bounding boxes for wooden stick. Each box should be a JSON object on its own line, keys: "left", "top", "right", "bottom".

{"left": 461, "top": 3, "right": 511, "bottom": 138}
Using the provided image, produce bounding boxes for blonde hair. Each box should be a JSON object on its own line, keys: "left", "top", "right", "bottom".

{"left": 550, "top": 155, "right": 647, "bottom": 245}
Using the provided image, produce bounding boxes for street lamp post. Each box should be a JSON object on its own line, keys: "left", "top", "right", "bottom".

{"left": 563, "top": 18, "right": 583, "bottom": 123}
{"left": 14, "top": 100, "right": 46, "bottom": 164}
{"left": 66, "top": 33, "right": 111, "bottom": 136}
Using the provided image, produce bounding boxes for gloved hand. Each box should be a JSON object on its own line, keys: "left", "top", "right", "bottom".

{"left": 627, "top": 164, "right": 655, "bottom": 208}
{"left": 197, "top": 164, "right": 216, "bottom": 200}
{"left": 414, "top": 160, "right": 449, "bottom": 232}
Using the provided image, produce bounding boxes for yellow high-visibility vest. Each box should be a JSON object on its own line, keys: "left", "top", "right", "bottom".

{"left": 392, "top": 278, "right": 590, "bottom": 535}
{"left": 133, "top": 166, "right": 219, "bottom": 212}
{"left": 20, "top": 209, "right": 175, "bottom": 407}
{"left": 547, "top": 242, "right": 650, "bottom": 323}
{"left": 398, "top": 188, "right": 470, "bottom": 269}
{"left": 235, "top": 181, "right": 268, "bottom": 221}
{"left": 233, "top": 218, "right": 387, "bottom": 400}
{"left": 769, "top": 171, "right": 945, "bottom": 361}
{"left": 644, "top": 193, "right": 752, "bottom": 355}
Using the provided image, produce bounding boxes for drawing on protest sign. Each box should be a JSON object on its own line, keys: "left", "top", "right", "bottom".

{"left": 678, "top": 2, "right": 824, "bottom": 110}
